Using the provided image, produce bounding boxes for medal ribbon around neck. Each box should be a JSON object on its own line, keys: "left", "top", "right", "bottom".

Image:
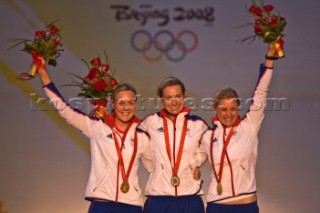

{"left": 112, "top": 121, "right": 138, "bottom": 193}
{"left": 210, "top": 127, "right": 234, "bottom": 195}
{"left": 163, "top": 116, "right": 188, "bottom": 186}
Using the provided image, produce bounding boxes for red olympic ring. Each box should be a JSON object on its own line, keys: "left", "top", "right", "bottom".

{"left": 177, "top": 30, "right": 198, "bottom": 53}
{"left": 130, "top": 29, "right": 198, "bottom": 62}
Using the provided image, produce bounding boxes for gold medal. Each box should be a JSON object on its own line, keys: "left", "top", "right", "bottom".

{"left": 120, "top": 181, "right": 130, "bottom": 193}
{"left": 170, "top": 175, "right": 180, "bottom": 187}
{"left": 217, "top": 182, "right": 223, "bottom": 195}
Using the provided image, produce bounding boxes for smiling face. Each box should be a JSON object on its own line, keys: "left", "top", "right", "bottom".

{"left": 214, "top": 98, "right": 239, "bottom": 127}
{"left": 159, "top": 85, "right": 186, "bottom": 120}
{"left": 113, "top": 90, "right": 136, "bottom": 128}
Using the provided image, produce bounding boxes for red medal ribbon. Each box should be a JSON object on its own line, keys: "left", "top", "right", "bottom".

{"left": 210, "top": 127, "right": 236, "bottom": 196}
{"left": 113, "top": 131, "right": 138, "bottom": 184}
{"left": 17, "top": 72, "right": 33, "bottom": 81}
{"left": 31, "top": 51, "right": 43, "bottom": 68}
{"left": 112, "top": 120, "right": 138, "bottom": 197}
{"left": 163, "top": 116, "right": 188, "bottom": 186}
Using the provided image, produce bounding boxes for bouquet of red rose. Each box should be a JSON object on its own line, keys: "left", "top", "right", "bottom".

{"left": 9, "top": 20, "right": 63, "bottom": 80}
{"left": 64, "top": 52, "right": 119, "bottom": 119}
{"left": 242, "top": 0, "right": 287, "bottom": 58}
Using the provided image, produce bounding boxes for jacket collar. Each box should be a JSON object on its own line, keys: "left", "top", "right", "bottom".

{"left": 159, "top": 107, "right": 191, "bottom": 119}
{"left": 212, "top": 115, "right": 242, "bottom": 128}
{"left": 104, "top": 113, "right": 140, "bottom": 129}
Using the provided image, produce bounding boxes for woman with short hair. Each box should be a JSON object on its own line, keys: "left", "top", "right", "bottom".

{"left": 37, "top": 60, "right": 152, "bottom": 213}
{"left": 202, "top": 42, "right": 278, "bottom": 213}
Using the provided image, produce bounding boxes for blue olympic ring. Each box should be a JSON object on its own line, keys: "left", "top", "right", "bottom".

{"left": 130, "top": 29, "right": 198, "bottom": 62}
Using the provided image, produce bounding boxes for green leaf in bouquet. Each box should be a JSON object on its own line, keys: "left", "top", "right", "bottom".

{"left": 88, "top": 90, "right": 100, "bottom": 98}
{"left": 77, "top": 92, "right": 87, "bottom": 97}
{"left": 48, "top": 58, "right": 57, "bottom": 67}
{"left": 7, "top": 39, "right": 30, "bottom": 51}
{"left": 68, "top": 72, "right": 87, "bottom": 81}
{"left": 278, "top": 20, "right": 287, "bottom": 31}
{"left": 103, "top": 51, "right": 109, "bottom": 64}
{"left": 255, "top": 29, "right": 264, "bottom": 37}
{"left": 81, "top": 58, "right": 90, "bottom": 70}
{"left": 60, "top": 83, "right": 78, "bottom": 87}
{"left": 23, "top": 42, "right": 35, "bottom": 53}
{"left": 263, "top": 32, "right": 278, "bottom": 43}
{"left": 238, "top": 35, "right": 257, "bottom": 44}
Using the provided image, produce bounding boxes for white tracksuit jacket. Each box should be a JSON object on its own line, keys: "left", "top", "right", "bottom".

{"left": 44, "top": 82, "right": 151, "bottom": 206}
{"left": 201, "top": 64, "right": 273, "bottom": 203}
{"left": 139, "top": 108, "right": 208, "bottom": 197}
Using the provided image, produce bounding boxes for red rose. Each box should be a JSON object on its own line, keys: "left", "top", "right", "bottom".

{"left": 50, "top": 25, "right": 59, "bottom": 34}
{"left": 254, "top": 23, "right": 262, "bottom": 33}
{"left": 101, "top": 64, "right": 110, "bottom": 72}
{"left": 43, "top": 28, "right": 50, "bottom": 39}
{"left": 90, "top": 57, "right": 101, "bottom": 67}
{"left": 254, "top": 7, "right": 262, "bottom": 16}
{"left": 85, "top": 67, "right": 99, "bottom": 81}
{"left": 53, "top": 38, "right": 60, "bottom": 46}
{"left": 248, "top": 5, "right": 256, "bottom": 13}
{"left": 111, "top": 78, "right": 118, "bottom": 86}
{"left": 94, "top": 80, "right": 107, "bottom": 91}
{"left": 264, "top": 5, "right": 274, "bottom": 12}
{"left": 35, "top": 31, "right": 42, "bottom": 38}
{"left": 269, "top": 18, "right": 277, "bottom": 28}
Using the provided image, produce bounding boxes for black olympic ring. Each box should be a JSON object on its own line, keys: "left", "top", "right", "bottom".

{"left": 130, "top": 29, "right": 198, "bottom": 62}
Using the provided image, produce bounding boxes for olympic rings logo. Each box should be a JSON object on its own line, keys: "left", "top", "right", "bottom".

{"left": 130, "top": 29, "right": 198, "bottom": 62}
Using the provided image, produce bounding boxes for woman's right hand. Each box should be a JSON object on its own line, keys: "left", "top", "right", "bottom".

{"left": 37, "top": 57, "right": 52, "bottom": 86}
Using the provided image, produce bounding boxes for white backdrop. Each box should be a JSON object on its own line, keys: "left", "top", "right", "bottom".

{"left": 1, "top": 0, "right": 320, "bottom": 213}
